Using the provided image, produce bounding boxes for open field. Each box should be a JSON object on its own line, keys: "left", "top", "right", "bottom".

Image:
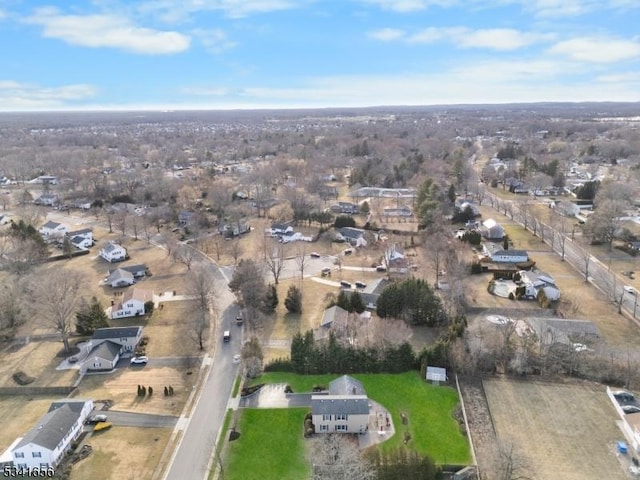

{"left": 224, "top": 408, "right": 311, "bottom": 480}
{"left": 484, "top": 378, "right": 627, "bottom": 480}
{"left": 70, "top": 426, "right": 172, "bottom": 480}
{"left": 0, "top": 340, "right": 79, "bottom": 388}
{"left": 76, "top": 366, "right": 194, "bottom": 416}
{"left": 249, "top": 371, "right": 471, "bottom": 464}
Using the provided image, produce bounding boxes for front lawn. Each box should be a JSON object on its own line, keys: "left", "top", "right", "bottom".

{"left": 224, "top": 408, "right": 311, "bottom": 480}
{"left": 248, "top": 371, "right": 471, "bottom": 464}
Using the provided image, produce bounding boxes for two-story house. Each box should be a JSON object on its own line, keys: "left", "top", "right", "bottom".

{"left": 311, "top": 376, "right": 370, "bottom": 434}
{"left": 99, "top": 242, "right": 127, "bottom": 263}
{"left": 39, "top": 221, "right": 68, "bottom": 239}
{"left": 84, "top": 326, "right": 143, "bottom": 371}
{"left": 110, "top": 288, "right": 153, "bottom": 319}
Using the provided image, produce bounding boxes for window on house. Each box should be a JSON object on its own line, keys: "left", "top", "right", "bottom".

{"left": 32, "top": 451, "right": 42, "bottom": 458}
{"left": 18, "top": 463, "right": 27, "bottom": 470}
{"left": 322, "top": 414, "right": 331, "bottom": 421}
{"left": 335, "top": 425, "right": 347, "bottom": 431}
{"left": 15, "top": 452, "right": 24, "bottom": 458}
{"left": 335, "top": 414, "right": 348, "bottom": 421}
{"left": 320, "top": 425, "right": 329, "bottom": 431}
{"left": 39, "top": 463, "right": 48, "bottom": 469}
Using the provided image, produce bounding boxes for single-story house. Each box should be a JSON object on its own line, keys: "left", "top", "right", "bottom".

{"left": 518, "top": 270, "right": 561, "bottom": 301}
{"left": 111, "top": 288, "right": 153, "bottom": 319}
{"left": 490, "top": 249, "right": 528, "bottom": 263}
{"left": 336, "top": 227, "right": 367, "bottom": 247}
{"left": 109, "top": 264, "right": 147, "bottom": 278}
{"left": 34, "top": 193, "right": 59, "bottom": 206}
{"left": 628, "top": 241, "right": 640, "bottom": 252}
{"left": 30, "top": 175, "right": 58, "bottom": 185}
{"left": 84, "top": 326, "right": 143, "bottom": 371}
{"left": 267, "top": 222, "right": 293, "bottom": 236}
{"left": 67, "top": 228, "right": 93, "bottom": 242}
{"left": 330, "top": 202, "right": 359, "bottom": 214}
{"left": 347, "top": 278, "right": 390, "bottom": 310}
{"left": 480, "top": 219, "right": 505, "bottom": 240}
{"left": 0, "top": 399, "right": 93, "bottom": 470}
{"left": 106, "top": 268, "right": 135, "bottom": 288}
{"left": 39, "top": 220, "right": 68, "bottom": 238}
{"left": 321, "top": 305, "right": 349, "bottom": 329}
{"left": 99, "top": 242, "right": 127, "bottom": 263}
{"left": 311, "top": 375, "right": 370, "bottom": 434}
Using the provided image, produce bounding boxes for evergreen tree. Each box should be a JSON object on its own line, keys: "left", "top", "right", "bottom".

{"left": 76, "top": 296, "right": 110, "bottom": 335}
{"left": 349, "top": 291, "right": 366, "bottom": 314}
{"left": 447, "top": 184, "right": 456, "bottom": 204}
{"left": 263, "top": 284, "right": 279, "bottom": 313}
{"left": 334, "top": 290, "right": 351, "bottom": 311}
{"left": 284, "top": 285, "right": 302, "bottom": 314}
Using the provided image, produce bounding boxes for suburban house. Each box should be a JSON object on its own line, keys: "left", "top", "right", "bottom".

{"left": 0, "top": 399, "right": 93, "bottom": 470}
{"left": 34, "top": 193, "right": 59, "bottom": 206}
{"left": 219, "top": 220, "right": 250, "bottom": 238}
{"left": 106, "top": 268, "right": 135, "bottom": 288}
{"left": 518, "top": 269, "right": 561, "bottom": 301}
{"left": 39, "top": 220, "right": 68, "bottom": 239}
{"left": 384, "top": 244, "right": 409, "bottom": 272}
{"left": 29, "top": 175, "right": 58, "bottom": 185}
{"left": 480, "top": 219, "right": 505, "bottom": 240}
{"left": 321, "top": 305, "right": 349, "bottom": 329}
{"left": 84, "top": 326, "right": 143, "bottom": 371}
{"left": 311, "top": 376, "right": 370, "bottom": 434}
{"left": 336, "top": 227, "right": 367, "bottom": 247}
{"left": 330, "top": 202, "right": 359, "bottom": 214}
{"left": 267, "top": 222, "right": 293, "bottom": 236}
{"left": 109, "top": 264, "right": 147, "bottom": 279}
{"left": 99, "top": 242, "right": 127, "bottom": 263}
{"left": 456, "top": 200, "right": 480, "bottom": 217}
{"left": 66, "top": 228, "right": 93, "bottom": 250}
{"left": 111, "top": 288, "right": 153, "bottom": 319}
{"left": 347, "top": 278, "right": 390, "bottom": 310}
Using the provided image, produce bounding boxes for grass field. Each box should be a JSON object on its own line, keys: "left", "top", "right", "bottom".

{"left": 0, "top": 396, "right": 64, "bottom": 452}
{"left": 484, "top": 378, "right": 627, "bottom": 480}
{"left": 248, "top": 371, "right": 471, "bottom": 464}
{"left": 224, "top": 408, "right": 311, "bottom": 480}
{"left": 70, "top": 426, "right": 172, "bottom": 480}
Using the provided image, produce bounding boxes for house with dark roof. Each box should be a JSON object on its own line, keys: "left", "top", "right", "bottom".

{"left": 311, "top": 375, "right": 370, "bottom": 434}
{"left": 336, "top": 227, "right": 367, "bottom": 247}
{"left": 99, "top": 242, "right": 127, "bottom": 263}
{"left": 110, "top": 288, "right": 153, "bottom": 319}
{"left": 347, "top": 278, "right": 390, "bottom": 310}
{"left": 34, "top": 193, "right": 59, "bottom": 206}
{"left": 1, "top": 399, "right": 93, "bottom": 470}
{"left": 109, "top": 264, "right": 148, "bottom": 279}
{"left": 490, "top": 249, "right": 528, "bottom": 263}
{"left": 39, "top": 220, "right": 68, "bottom": 238}
{"left": 84, "top": 326, "right": 143, "bottom": 371}
{"left": 321, "top": 305, "right": 349, "bottom": 329}
{"left": 106, "top": 268, "right": 135, "bottom": 288}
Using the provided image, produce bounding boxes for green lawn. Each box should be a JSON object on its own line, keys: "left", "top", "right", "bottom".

{"left": 224, "top": 408, "right": 311, "bottom": 480}
{"left": 248, "top": 371, "right": 471, "bottom": 465}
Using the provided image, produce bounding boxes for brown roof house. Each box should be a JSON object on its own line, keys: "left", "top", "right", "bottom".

{"left": 111, "top": 288, "right": 153, "bottom": 319}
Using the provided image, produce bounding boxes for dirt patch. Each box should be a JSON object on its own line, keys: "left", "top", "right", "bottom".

{"left": 483, "top": 377, "right": 627, "bottom": 480}
{"left": 70, "top": 426, "right": 172, "bottom": 480}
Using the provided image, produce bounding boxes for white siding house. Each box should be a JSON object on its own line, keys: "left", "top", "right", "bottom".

{"left": 4, "top": 400, "right": 93, "bottom": 470}
{"left": 490, "top": 250, "right": 529, "bottom": 263}
{"left": 480, "top": 219, "right": 505, "bottom": 240}
{"left": 99, "top": 242, "right": 127, "bottom": 263}
{"left": 84, "top": 326, "right": 143, "bottom": 371}
{"left": 39, "top": 221, "right": 68, "bottom": 239}
{"left": 311, "top": 376, "right": 370, "bottom": 434}
{"left": 111, "top": 288, "right": 153, "bottom": 319}
{"left": 106, "top": 268, "right": 135, "bottom": 288}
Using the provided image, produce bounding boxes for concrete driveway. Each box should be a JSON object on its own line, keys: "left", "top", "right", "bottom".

{"left": 239, "top": 384, "right": 312, "bottom": 408}
{"left": 98, "top": 410, "right": 179, "bottom": 428}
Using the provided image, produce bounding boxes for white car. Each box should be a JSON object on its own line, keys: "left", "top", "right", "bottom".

{"left": 233, "top": 354, "right": 242, "bottom": 364}
{"left": 624, "top": 286, "right": 637, "bottom": 295}
{"left": 310, "top": 252, "right": 321, "bottom": 258}
{"left": 130, "top": 356, "right": 148, "bottom": 365}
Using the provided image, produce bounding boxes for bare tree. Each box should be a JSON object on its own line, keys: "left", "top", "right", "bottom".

{"left": 115, "top": 210, "right": 128, "bottom": 236}
{"left": 494, "top": 441, "right": 534, "bottom": 480}
{"left": 229, "top": 238, "right": 244, "bottom": 266}
{"left": 130, "top": 214, "right": 140, "bottom": 240}
{"left": 186, "top": 265, "right": 216, "bottom": 313}
{"left": 190, "top": 307, "right": 209, "bottom": 351}
{"left": 104, "top": 208, "right": 115, "bottom": 233}
{"left": 160, "top": 231, "right": 179, "bottom": 259}
{"left": 295, "top": 243, "right": 310, "bottom": 281}
{"left": 34, "top": 269, "right": 83, "bottom": 353}
{"left": 578, "top": 246, "right": 592, "bottom": 282}
{"left": 178, "top": 245, "right": 194, "bottom": 270}
{"left": 310, "top": 434, "right": 376, "bottom": 480}
{"left": 262, "top": 237, "right": 285, "bottom": 285}
{"left": 15, "top": 205, "right": 43, "bottom": 227}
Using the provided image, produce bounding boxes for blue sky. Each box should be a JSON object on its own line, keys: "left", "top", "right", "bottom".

{"left": 1, "top": 0, "right": 639, "bottom": 111}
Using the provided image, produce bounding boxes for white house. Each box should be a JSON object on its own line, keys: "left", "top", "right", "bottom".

{"left": 67, "top": 228, "right": 93, "bottom": 250}
{"left": 267, "top": 222, "right": 293, "bottom": 236}
{"left": 311, "top": 376, "right": 370, "bottom": 434}
{"left": 490, "top": 249, "right": 528, "bottom": 263}
{"left": 480, "top": 219, "right": 505, "bottom": 240}
{"left": 111, "top": 288, "right": 153, "bottom": 319}
{"left": 100, "top": 242, "right": 127, "bottom": 263}
{"left": 109, "top": 264, "right": 147, "bottom": 279}
{"left": 84, "top": 326, "right": 143, "bottom": 371}
{"left": 2, "top": 400, "right": 93, "bottom": 470}
{"left": 518, "top": 270, "right": 561, "bottom": 301}
{"left": 34, "top": 193, "right": 59, "bottom": 206}
{"left": 39, "top": 221, "right": 68, "bottom": 239}
{"left": 336, "top": 227, "right": 367, "bottom": 247}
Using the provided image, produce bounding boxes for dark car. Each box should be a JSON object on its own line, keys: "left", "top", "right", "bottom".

{"left": 375, "top": 265, "right": 387, "bottom": 272}
{"left": 355, "top": 281, "right": 366, "bottom": 289}
{"left": 340, "top": 281, "right": 352, "bottom": 289}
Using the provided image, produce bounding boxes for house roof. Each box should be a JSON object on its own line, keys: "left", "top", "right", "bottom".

{"left": 321, "top": 305, "right": 348, "bottom": 328}
{"left": 42, "top": 220, "right": 61, "bottom": 229}
{"left": 329, "top": 375, "right": 366, "bottom": 396}
{"left": 311, "top": 396, "right": 369, "bottom": 415}
{"left": 88, "top": 340, "right": 121, "bottom": 362}
{"left": 48, "top": 399, "right": 90, "bottom": 413}
{"left": 107, "top": 268, "right": 134, "bottom": 284}
{"left": 271, "top": 222, "right": 291, "bottom": 230}
{"left": 67, "top": 228, "right": 92, "bottom": 237}
{"left": 92, "top": 326, "right": 142, "bottom": 341}
{"left": 16, "top": 400, "right": 91, "bottom": 451}
{"left": 109, "top": 264, "right": 147, "bottom": 275}
{"left": 338, "top": 227, "right": 364, "bottom": 239}
{"left": 492, "top": 249, "right": 528, "bottom": 257}
{"left": 122, "top": 287, "right": 153, "bottom": 304}
{"left": 426, "top": 366, "right": 447, "bottom": 381}
{"left": 102, "top": 242, "right": 125, "bottom": 253}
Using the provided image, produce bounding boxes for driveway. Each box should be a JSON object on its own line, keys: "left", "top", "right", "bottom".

{"left": 93, "top": 410, "right": 179, "bottom": 428}
{"left": 239, "top": 384, "right": 312, "bottom": 408}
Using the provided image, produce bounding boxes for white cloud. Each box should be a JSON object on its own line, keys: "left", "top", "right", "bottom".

{"left": 192, "top": 29, "right": 236, "bottom": 53}
{"left": 137, "top": 0, "right": 300, "bottom": 22}
{"left": 596, "top": 72, "right": 640, "bottom": 83}
{"left": 0, "top": 80, "right": 97, "bottom": 110}
{"left": 368, "top": 28, "right": 405, "bottom": 41}
{"left": 26, "top": 7, "right": 190, "bottom": 54}
{"left": 358, "top": 0, "right": 457, "bottom": 12}
{"left": 549, "top": 37, "right": 640, "bottom": 63}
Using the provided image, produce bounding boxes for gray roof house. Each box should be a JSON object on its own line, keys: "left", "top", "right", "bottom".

{"left": 109, "top": 264, "right": 148, "bottom": 278}
{"left": 85, "top": 326, "right": 143, "bottom": 372}
{"left": 106, "top": 268, "right": 135, "bottom": 288}
{"left": 336, "top": 227, "right": 367, "bottom": 247}
{"left": 3, "top": 399, "right": 93, "bottom": 469}
{"left": 480, "top": 219, "right": 505, "bottom": 240}
{"left": 321, "top": 305, "right": 349, "bottom": 329}
{"left": 347, "top": 278, "right": 390, "bottom": 310}
{"left": 311, "top": 375, "right": 370, "bottom": 434}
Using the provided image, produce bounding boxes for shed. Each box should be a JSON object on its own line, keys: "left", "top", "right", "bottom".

{"left": 426, "top": 366, "right": 447, "bottom": 385}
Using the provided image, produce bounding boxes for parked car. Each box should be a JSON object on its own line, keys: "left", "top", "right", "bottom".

{"left": 340, "top": 281, "right": 352, "bottom": 289}
{"left": 310, "top": 252, "right": 321, "bottom": 258}
{"left": 68, "top": 356, "right": 79, "bottom": 364}
{"left": 321, "top": 267, "right": 332, "bottom": 277}
{"left": 223, "top": 330, "right": 231, "bottom": 342}
{"left": 343, "top": 248, "right": 353, "bottom": 255}
{"left": 130, "top": 356, "right": 148, "bottom": 365}
{"left": 624, "top": 285, "right": 637, "bottom": 295}
{"left": 355, "top": 281, "right": 366, "bottom": 289}
{"left": 86, "top": 414, "right": 108, "bottom": 424}
{"left": 235, "top": 315, "right": 243, "bottom": 325}
{"left": 375, "top": 265, "right": 387, "bottom": 272}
